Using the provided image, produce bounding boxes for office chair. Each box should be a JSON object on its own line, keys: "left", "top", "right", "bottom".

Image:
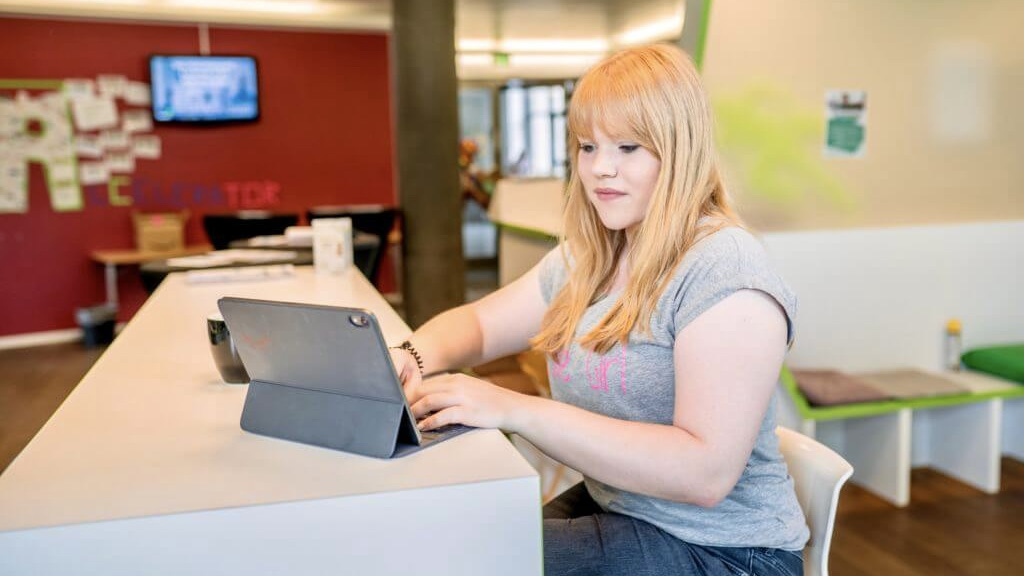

{"left": 202, "top": 211, "right": 299, "bottom": 250}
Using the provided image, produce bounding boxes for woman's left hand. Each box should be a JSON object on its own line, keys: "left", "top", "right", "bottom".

{"left": 406, "top": 372, "right": 530, "bottom": 432}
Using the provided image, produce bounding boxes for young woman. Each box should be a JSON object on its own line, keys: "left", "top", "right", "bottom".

{"left": 390, "top": 44, "right": 809, "bottom": 576}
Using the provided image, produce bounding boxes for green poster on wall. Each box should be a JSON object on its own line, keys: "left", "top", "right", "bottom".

{"left": 825, "top": 90, "right": 866, "bottom": 157}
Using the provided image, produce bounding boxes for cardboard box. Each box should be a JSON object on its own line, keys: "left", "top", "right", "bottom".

{"left": 133, "top": 210, "right": 188, "bottom": 253}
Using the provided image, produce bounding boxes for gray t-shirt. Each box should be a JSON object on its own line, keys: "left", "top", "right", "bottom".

{"left": 538, "top": 227, "right": 810, "bottom": 550}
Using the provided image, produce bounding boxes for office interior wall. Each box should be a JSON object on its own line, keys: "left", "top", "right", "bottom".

{"left": 763, "top": 220, "right": 1024, "bottom": 372}
{"left": 0, "top": 17, "right": 393, "bottom": 336}
{"left": 702, "top": 0, "right": 1024, "bottom": 231}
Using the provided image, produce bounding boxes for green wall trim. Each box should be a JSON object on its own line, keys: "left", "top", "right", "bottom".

{"left": 780, "top": 365, "right": 1024, "bottom": 422}
{"left": 694, "top": 0, "right": 713, "bottom": 71}
{"left": 0, "top": 79, "right": 64, "bottom": 90}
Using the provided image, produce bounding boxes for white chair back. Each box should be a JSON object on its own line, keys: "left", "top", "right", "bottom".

{"left": 776, "top": 426, "right": 854, "bottom": 576}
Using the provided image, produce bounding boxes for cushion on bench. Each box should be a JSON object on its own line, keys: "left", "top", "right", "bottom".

{"left": 856, "top": 369, "right": 968, "bottom": 399}
{"left": 790, "top": 369, "right": 889, "bottom": 406}
{"left": 962, "top": 344, "right": 1024, "bottom": 384}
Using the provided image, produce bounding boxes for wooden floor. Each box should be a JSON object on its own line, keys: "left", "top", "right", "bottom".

{"left": 0, "top": 341, "right": 104, "bottom": 472}
{"left": 1, "top": 341, "right": 1022, "bottom": 575}
{"left": 831, "top": 460, "right": 1024, "bottom": 576}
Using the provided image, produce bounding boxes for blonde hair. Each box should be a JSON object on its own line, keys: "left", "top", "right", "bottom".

{"left": 531, "top": 44, "right": 742, "bottom": 355}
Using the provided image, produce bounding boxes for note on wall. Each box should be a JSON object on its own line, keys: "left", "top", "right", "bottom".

{"left": 96, "top": 74, "right": 127, "bottom": 99}
{"left": 123, "top": 81, "right": 151, "bottom": 106}
{"left": 71, "top": 95, "right": 118, "bottom": 132}
{"left": 63, "top": 79, "right": 95, "bottom": 101}
{"left": 47, "top": 160, "right": 76, "bottom": 183}
{"left": 0, "top": 160, "right": 28, "bottom": 212}
{"left": 49, "top": 180, "right": 83, "bottom": 211}
{"left": 122, "top": 109, "right": 153, "bottom": 133}
{"left": 824, "top": 90, "right": 867, "bottom": 158}
{"left": 75, "top": 134, "right": 103, "bottom": 157}
{"left": 78, "top": 161, "right": 109, "bottom": 185}
{"left": 98, "top": 129, "right": 129, "bottom": 150}
{"left": 0, "top": 98, "right": 22, "bottom": 137}
{"left": 105, "top": 151, "right": 135, "bottom": 173}
{"left": 132, "top": 134, "right": 161, "bottom": 159}
{"left": 929, "top": 42, "right": 993, "bottom": 144}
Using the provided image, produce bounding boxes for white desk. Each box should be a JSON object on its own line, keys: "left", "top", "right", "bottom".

{"left": 0, "top": 267, "right": 541, "bottom": 575}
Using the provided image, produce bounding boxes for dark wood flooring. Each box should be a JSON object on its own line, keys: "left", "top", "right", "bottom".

{"left": 1, "top": 341, "right": 1022, "bottom": 575}
{"left": 0, "top": 341, "right": 105, "bottom": 472}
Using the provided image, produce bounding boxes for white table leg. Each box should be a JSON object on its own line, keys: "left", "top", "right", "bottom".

{"left": 842, "top": 409, "right": 912, "bottom": 506}
{"left": 919, "top": 400, "right": 1001, "bottom": 493}
{"left": 1004, "top": 396, "right": 1024, "bottom": 461}
{"left": 104, "top": 263, "right": 118, "bottom": 307}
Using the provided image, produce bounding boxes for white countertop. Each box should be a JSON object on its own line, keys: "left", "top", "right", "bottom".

{"left": 487, "top": 177, "right": 565, "bottom": 237}
{"left": 0, "top": 266, "right": 536, "bottom": 533}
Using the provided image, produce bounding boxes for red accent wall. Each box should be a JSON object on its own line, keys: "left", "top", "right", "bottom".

{"left": 0, "top": 17, "right": 395, "bottom": 337}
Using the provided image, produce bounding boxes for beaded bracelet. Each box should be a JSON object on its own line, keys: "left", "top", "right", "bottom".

{"left": 393, "top": 340, "right": 424, "bottom": 376}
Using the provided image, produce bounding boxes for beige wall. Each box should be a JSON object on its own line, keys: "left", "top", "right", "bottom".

{"left": 703, "top": 0, "right": 1024, "bottom": 231}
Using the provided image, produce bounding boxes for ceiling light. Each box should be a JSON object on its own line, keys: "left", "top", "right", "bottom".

{"left": 61, "top": 0, "right": 151, "bottom": 5}
{"left": 508, "top": 53, "right": 603, "bottom": 67}
{"left": 457, "top": 54, "right": 493, "bottom": 67}
{"left": 616, "top": 15, "right": 684, "bottom": 46}
{"left": 498, "top": 38, "right": 608, "bottom": 53}
{"left": 165, "top": 0, "right": 324, "bottom": 15}
{"left": 458, "top": 39, "right": 497, "bottom": 52}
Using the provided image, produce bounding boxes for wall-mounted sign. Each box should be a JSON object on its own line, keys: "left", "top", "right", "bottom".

{"left": 824, "top": 90, "right": 866, "bottom": 158}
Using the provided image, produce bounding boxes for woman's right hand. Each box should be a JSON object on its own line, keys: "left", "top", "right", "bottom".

{"left": 389, "top": 346, "right": 423, "bottom": 400}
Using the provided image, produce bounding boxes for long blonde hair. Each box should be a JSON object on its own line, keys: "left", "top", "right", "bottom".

{"left": 531, "top": 44, "right": 742, "bottom": 355}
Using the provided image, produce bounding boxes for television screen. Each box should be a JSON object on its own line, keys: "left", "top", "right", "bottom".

{"left": 150, "top": 55, "right": 259, "bottom": 123}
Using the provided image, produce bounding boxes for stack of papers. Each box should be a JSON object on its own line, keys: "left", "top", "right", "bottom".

{"left": 284, "top": 226, "right": 314, "bottom": 246}
{"left": 185, "top": 264, "right": 296, "bottom": 284}
{"left": 247, "top": 235, "right": 289, "bottom": 247}
{"left": 166, "top": 249, "right": 298, "bottom": 268}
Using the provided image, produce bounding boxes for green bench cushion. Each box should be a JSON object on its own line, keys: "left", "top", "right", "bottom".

{"left": 962, "top": 344, "right": 1024, "bottom": 384}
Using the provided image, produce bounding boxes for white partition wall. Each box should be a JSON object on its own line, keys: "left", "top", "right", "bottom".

{"left": 761, "top": 220, "right": 1024, "bottom": 372}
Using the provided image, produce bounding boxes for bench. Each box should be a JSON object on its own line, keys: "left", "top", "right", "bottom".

{"left": 764, "top": 220, "right": 1024, "bottom": 506}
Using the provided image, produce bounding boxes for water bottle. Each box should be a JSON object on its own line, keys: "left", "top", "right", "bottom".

{"left": 944, "top": 318, "right": 962, "bottom": 372}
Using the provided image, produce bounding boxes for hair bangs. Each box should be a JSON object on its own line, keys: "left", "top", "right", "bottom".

{"left": 568, "top": 64, "right": 652, "bottom": 149}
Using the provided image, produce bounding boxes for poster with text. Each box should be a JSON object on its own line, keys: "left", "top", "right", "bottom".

{"left": 825, "top": 90, "right": 866, "bottom": 158}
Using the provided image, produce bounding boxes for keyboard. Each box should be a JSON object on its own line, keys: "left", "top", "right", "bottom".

{"left": 419, "top": 423, "right": 474, "bottom": 443}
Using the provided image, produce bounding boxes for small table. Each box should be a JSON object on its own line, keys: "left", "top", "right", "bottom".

{"left": 90, "top": 244, "right": 213, "bottom": 307}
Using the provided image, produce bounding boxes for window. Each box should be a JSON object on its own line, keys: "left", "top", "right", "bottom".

{"left": 500, "top": 82, "right": 569, "bottom": 178}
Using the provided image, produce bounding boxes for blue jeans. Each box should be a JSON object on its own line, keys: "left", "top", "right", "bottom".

{"left": 543, "top": 483, "right": 803, "bottom": 576}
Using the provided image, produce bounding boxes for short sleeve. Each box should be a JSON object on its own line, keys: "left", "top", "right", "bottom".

{"left": 670, "top": 229, "right": 797, "bottom": 346}
{"left": 537, "top": 244, "right": 571, "bottom": 304}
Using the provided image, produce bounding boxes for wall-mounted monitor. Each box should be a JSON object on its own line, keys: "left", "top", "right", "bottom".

{"left": 150, "top": 55, "right": 260, "bottom": 123}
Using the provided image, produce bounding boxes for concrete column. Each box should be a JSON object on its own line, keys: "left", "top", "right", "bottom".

{"left": 391, "top": 0, "right": 464, "bottom": 328}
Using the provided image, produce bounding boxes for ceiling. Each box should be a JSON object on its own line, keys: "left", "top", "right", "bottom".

{"left": 0, "top": 0, "right": 686, "bottom": 78}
